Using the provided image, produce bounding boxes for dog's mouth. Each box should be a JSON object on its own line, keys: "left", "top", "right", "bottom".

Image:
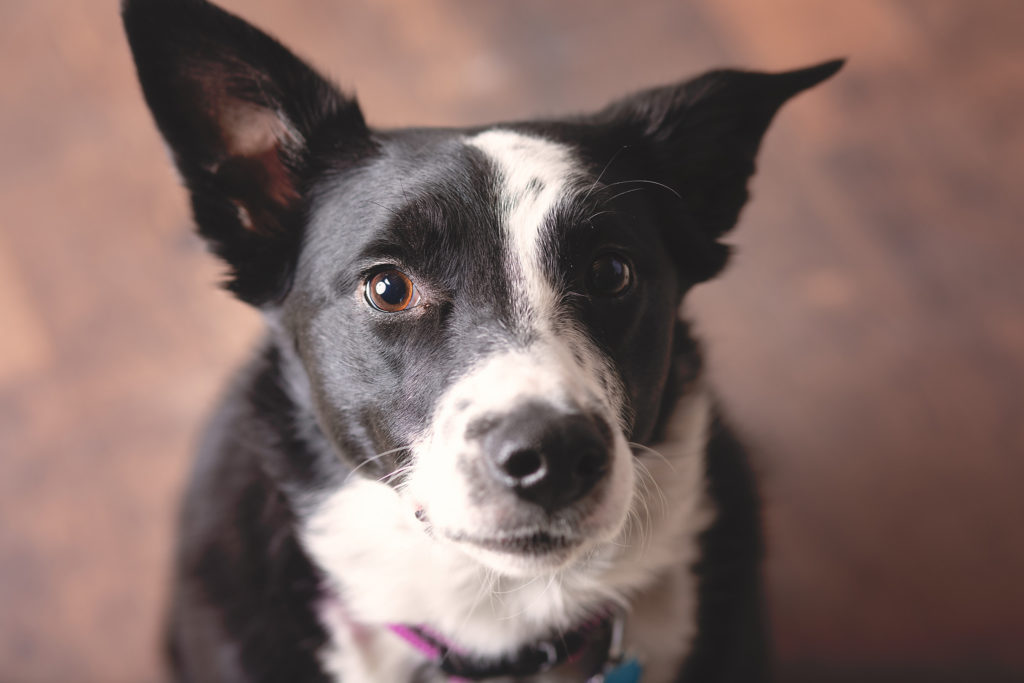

{"left": 442, "top": 529, "right": 581, "bottom": 557}
{"left": 414, "top": 505, "right": 585, "bottom": 559}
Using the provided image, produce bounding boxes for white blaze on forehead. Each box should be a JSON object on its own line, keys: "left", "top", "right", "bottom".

{"left": 463, "top": 129, "right": 630, "bottom": 429}
{"left": 466, "top": 129, "right": 583, "bottom": 320}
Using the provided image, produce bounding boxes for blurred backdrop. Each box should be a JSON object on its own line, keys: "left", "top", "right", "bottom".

{"left": 1, "top": 1, "right": 1023, "bottom": 681}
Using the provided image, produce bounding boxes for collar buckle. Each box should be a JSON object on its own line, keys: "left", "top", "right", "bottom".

{"left": 536, "top": 640, "right": 559, "bottom": 672}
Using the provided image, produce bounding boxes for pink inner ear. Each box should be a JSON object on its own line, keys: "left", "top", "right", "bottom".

{"left": 214, "top": 101, "right": 302, "bottom": 228}
{"left": 219, "top": 101, "right": 299, "bottom": 158}
{"left": 248, "top": 145, "right": 301, "bottom": 207}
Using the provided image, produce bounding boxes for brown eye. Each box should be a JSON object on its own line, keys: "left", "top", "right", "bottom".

{"left": 365, "top": 269, "right": 420, "bottom": 312}
{"left": 587, "top": 253, "right": 633, "bottom": 297}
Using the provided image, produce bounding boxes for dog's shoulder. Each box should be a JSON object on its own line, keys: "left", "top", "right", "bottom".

{"left": 681, "top": 414, "right": 769, "bottom": 683}
{"left": 168, "top": 343, "right": 335, "bottom": 683}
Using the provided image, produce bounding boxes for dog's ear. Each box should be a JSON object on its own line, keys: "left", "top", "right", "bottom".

{"left": 122, "top": 0, "right": 372, "bottom": 304}
{"left": 591, "top": 60, "right": 843, "bottom": 281}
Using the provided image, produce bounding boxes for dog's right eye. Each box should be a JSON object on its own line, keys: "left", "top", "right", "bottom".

{"left": 587, "top": 253, "right": 633, "bottom": 297}
{"left": 364, "top": 269, "right": 421, "bottom": 312}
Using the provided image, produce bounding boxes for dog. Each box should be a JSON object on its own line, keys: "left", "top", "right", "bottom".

{"left": 122, "top": 1, "right": 840, "bottom": 680}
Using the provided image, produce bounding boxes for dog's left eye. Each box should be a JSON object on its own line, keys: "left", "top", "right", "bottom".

{"left": 587, "top": 253, "right": 633, "bottom": 297}
{"left": 365, "top": 269, "right": 422, "bottom": 312}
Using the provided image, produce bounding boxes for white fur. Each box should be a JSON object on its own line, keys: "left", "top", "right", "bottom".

{"left": 406, "top": 344, "right": 635, "bottom": 578}
{"left": 466, "top": 129, "right": 580, "bottom": 324}
{"left": 303, "top": 389, "right": 714, "bottom": 683}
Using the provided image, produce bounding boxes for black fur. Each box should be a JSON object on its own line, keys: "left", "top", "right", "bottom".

{"left": 167, "top": 346, "right": 333, "bottom": 682}
{"left": 123, "top": 1, "right": 841, "bottom": 680}
{"left": 677, "top": 417, "right": 769, "bottom": 683}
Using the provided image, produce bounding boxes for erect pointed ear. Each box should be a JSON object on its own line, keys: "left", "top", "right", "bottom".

{"left": 122, "top": 0, "right": 373, "bottom": 304}
{"left": 592, "top": 60, "right": 843, "bottom": 281}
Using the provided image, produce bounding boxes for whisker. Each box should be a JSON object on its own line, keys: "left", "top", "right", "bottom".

{"left": 488, "top": 568, "right": 504, "bottom": 612}
{"left": 605, "top": 187, "right": 648, "bottom": 204}
{"left": 344, "top": 445, "right": 413, "bottom": 484}
{"left": 537, "top": 571, "right": 560, "bottom": 603}
{"left": 493, "top": 575, "right": 542, "bottom": 595}
{"left": 586, "top": 209, "right": 620, "bottom": 224}
{"left": 378, "top": 464, "right": 414, "bottom": 485}
{"left": 631, "top": 465, "right": 654, "bottom": 549}
{"left": 582, "top": 145, "right": 630, "bottom": 204}
{"left": 599, "top": 178, "right": 682, "bottom": 200}
{"left": 616, "top": 507, "right": 639, "bottom": 549}
{"left": 629, "top": 442, "right": 676, "bottom": 473}
{"left": 635, "top": 457, "right": 668, "bottom": 520}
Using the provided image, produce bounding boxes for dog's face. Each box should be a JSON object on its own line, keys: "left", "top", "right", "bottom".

{"left": 289, "top": 128, "right": 681, "bottom": 575}
{"left": 124, "top": 0, "right": 839, "bottom": 580}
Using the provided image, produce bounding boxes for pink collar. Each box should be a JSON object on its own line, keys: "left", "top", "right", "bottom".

{"left": 386, "top": 611, "right": 615, "bottom": 680}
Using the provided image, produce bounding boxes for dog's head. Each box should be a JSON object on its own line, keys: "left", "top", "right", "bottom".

{"left": 125, "top": 0, "right": 839, "bottom": 579}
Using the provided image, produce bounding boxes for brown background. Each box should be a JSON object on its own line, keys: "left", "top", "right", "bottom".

{"left": 1, "top": 1, "right": 1022, "bottom": 681}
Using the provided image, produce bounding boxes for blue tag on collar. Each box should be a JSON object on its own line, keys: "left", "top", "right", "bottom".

{"left": 602, "top": 657, "right": 643, "bottom": 683}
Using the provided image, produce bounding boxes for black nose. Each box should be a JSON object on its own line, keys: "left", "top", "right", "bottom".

{"left": 476, "top": 404, "right": 612, "bottom": 513}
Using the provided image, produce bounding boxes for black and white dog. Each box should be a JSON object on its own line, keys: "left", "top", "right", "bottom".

{"left": 123, "top": 1, "right": 840, "bottom": 680}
